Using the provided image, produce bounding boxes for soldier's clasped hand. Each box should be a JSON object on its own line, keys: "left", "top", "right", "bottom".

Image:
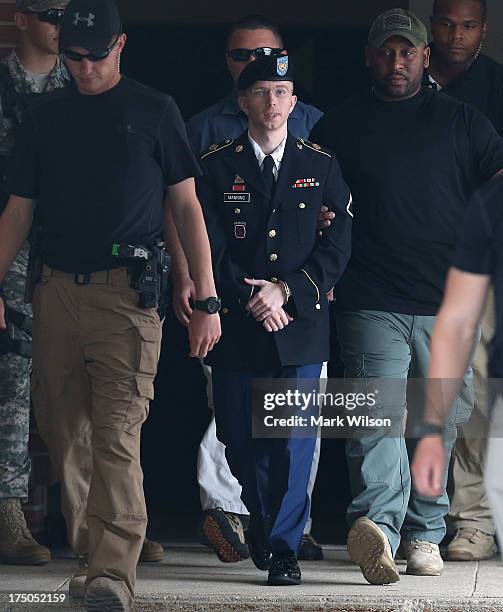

{"left": 244, "top": 278, "right": 287, "bottom": 320}
{"left": 262, "top": 308, "right": 293, "bottom": 332}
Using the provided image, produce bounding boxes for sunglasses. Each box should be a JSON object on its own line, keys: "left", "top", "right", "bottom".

{"left": 25, "top": 8, "right": 65, "bottom": 26}
{"left": 63, "top": 36, "right": 120, "bottom": 63}
{"left": 227, "top": 47, "right": 283, "bottom": 62}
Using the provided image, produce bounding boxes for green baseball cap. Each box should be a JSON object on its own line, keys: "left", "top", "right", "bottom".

{"left": 368, "top": 8, "right": 428, "bottom": 49}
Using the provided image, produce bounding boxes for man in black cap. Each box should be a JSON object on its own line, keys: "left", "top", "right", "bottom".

{"left": 312, "top": 7, "right": 503, "bottom": 586}
{"left": 0, "top": 0, "right": 221, "bottom": 610}
{"left": 197, "top": 54, "right": 352, "bottom": 585}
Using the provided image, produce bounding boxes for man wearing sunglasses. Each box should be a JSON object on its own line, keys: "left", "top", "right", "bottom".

{"left": 0, "top": 0, "right": 163, "bottom": 581}
{"left": 187, "top": 15, "right": 323, "bottom": 156}
{"left": 0, "top": 0, "right": 69, "bottom": 568}
{"left": 0, "top": 0, "right": 221, "bottom": 610}
{"left": 165, "top": 13, "right": 327, "bottom": 570}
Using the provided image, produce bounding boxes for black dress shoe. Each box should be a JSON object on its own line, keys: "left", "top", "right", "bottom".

{"left": 267, "top": 554, "right": 302, "bottom": 586}
{"left": 246, "top": 534, "right": 272, "bottom": 571}
{"left": 297, "top": 533, "right": 324, "bottom": 561}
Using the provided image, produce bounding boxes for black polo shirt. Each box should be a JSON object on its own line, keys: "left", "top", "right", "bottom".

{"left": 312, "top": 87, "right": 503, "bottom": 315}
{"left": 453, "top": 178, "right": 503, "bottom": 380}
{"left": 425, "top": 48, "right": 503, "bottom": 136}
{"left": 7, "top": 77, "right": 201, "bottom": 273}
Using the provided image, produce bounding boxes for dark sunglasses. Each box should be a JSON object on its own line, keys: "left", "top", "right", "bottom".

{"left": 25, "top": 8, "right": 65, "bottom": 26}
{"left": 63, "top": 36, "right": 120, "bottom": 63}
{"left": 226, "top": 47, "right": 283, "bottom": 62}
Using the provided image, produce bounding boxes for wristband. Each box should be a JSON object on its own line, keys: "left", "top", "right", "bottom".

{"left": 412, "top": 422, "right": 445, "bottom": 439}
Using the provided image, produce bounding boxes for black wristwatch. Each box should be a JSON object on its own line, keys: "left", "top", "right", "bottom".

{"left": 412, "top": 422, "right": 445, "bottom": 439}
{"left": 194, "top": 297, "right": 221, "bottom": 314}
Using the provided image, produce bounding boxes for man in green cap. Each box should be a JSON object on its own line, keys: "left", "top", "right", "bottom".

{"left": 0, "top": 0, "right": 69, "bottom": 566}
{"left": 313, "top": 7, "right": 503, "bottom": 585}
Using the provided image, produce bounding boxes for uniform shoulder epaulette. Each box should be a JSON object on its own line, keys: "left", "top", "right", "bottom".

{"left": 298, "top": 138, "right": 332, "bottom": 158}
{"left": 200, "top": 138, "right": 234, "bottom": 160}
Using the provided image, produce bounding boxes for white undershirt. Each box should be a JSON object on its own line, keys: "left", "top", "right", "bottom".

{"left": 25, "top": 70, "right": 51, "bottom": 91}
{"left": 247, "top": 132, "right": 287, "bottom": 180}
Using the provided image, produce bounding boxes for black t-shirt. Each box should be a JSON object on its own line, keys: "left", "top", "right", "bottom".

{"left": 453, "top": 178, "right": 503, "bottom": 379}
{"left": 425, "top": 50, "right": 503, "bottom": 136}
{"left": 8, "top": 76, "right": 201, "bottom": 273}
{"left": 312, "top": 87, "right": 503, "bottom": 315}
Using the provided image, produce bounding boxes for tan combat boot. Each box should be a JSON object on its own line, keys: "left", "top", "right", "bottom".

{"left": 69, "top": 538, "right": 164, "bottom": 599}
{"left": 447, "top": 528, "right": 497, "bottom": 561}
{"left": 347, "top": 517, "right": 400, "bottom": 585}
{"left": 0, "top": 498, "right": 51, "bottom": 565}
{"left": 401, "top": 539, "right": 444, "bottom": 576}
{"left": 69, "top": 554, "right": 88, "bottom": 599}
{"left": 139, "top": 537, "right": 164, "bottom": 563}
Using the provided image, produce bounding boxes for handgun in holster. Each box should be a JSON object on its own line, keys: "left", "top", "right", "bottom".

{"left": 0, "top": 303, "right": 32, "bottom": 358}
{"left": 111, "top": 241, "right": 171, "bottom": 315}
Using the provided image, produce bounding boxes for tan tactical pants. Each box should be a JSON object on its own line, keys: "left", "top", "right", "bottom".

{"left": 450, "top": 288, "right": 495, "bottom": 535}
{"left": 31, "top": 266, "right": 162, "bottom": 597}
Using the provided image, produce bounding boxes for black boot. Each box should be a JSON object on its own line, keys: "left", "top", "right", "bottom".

{"left": 246, "top": 517, "right": 272, "bottom": 571}
{"left": 267, "top": 553, "right": 301, "bottom": 585}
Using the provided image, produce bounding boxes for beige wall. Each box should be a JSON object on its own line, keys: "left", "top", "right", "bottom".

{"left": 408, "top": 0, "right": 503, "bottom": 64}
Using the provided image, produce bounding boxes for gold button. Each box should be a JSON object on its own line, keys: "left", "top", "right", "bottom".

{"left": 268, "top": 229, "right": 277, "bottom": 238}
{"left": 269, "top": 253, "right": 278, "bottom": 262}
{"left": 315, "top": 304, "right": 321, "bottom": 310}
{"left": 299, "top": 203, "right": 306, "bottom": 209}
{"left": 234, "top": 208, "right": 241, "bottom": 214}
{"left": 270, "top": 277, "right": 278, "bottom": 283}
{"left": 222, "top": 307, "right": 229, "bottom": 314}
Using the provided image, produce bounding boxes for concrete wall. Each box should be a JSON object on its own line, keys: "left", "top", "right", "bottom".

{"left": 409, "top": 0, "right": 503, "bottom": 64}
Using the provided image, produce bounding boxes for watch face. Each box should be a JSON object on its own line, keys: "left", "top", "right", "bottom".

{"left": 207, "top": 297, "right": 221, "bottom": 314}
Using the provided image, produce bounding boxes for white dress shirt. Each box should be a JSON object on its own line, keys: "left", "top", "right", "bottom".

{"left": 248, "top": 131, "right": 288, "bottom": 180}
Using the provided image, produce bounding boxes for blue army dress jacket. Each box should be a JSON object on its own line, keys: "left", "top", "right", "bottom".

{"left": 197, "top": 130, "right": 353, "bottom": 369}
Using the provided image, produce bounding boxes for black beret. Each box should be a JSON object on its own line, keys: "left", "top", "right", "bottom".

{"left": 237, "top": 55, "right": 294, "bottom": 92}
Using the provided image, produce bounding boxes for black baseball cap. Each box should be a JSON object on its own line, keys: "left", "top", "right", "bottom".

{"left": 59, "top": 0, "right": 121, "bottom": 55}
{"left": 237, "top": 54, "right": 294, "bottom": 92}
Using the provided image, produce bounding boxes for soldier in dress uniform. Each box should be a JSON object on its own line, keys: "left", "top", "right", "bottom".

{"left": 196, "top": 54, "right": 352, "bottom": 585}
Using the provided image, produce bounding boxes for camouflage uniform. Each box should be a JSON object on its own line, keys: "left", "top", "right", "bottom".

{"left": 0, "top": 51, "right": 69, "bottom": 500}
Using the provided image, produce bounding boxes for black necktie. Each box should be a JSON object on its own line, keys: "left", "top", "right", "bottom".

{"left": 262, "top": 154, "right": 276, "bottom": 200}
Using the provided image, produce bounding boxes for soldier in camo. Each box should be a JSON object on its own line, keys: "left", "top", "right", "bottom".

{"left": 0, "top": 0, "right": 69, "bottom": 565}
